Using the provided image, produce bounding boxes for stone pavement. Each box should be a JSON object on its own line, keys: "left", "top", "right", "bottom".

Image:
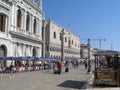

{"left": 0, "top": 64, "right": 92, "bottom": 90}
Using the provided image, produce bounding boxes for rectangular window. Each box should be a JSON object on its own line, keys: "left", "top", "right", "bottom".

{"left": 0, "top": 14, "right": 6, "bottom": 32}
{"left": 0, "top": 15, "right": 2, "bottom": 31}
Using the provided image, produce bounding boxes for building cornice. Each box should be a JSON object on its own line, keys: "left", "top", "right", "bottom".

{"left": 47, "top": 19, "right": 80, "bottom": 39}
{"left": 0, "top": 1, "right": 11, "bottom": 11}
{"left": 23, "top": 0, "right": 44, "bottom": 15}
{"left": 48, "top": 19, "right": 64, "bottom": 29}
{"left": 9, "top": 31, "right": 43, "bottom": 44}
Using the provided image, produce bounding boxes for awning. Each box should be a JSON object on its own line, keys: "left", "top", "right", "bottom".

{"left": 43, "top": 58, "right": 59, "bottom": 61}
{"left": 34, "top": 57, "right": 44, "bottom": 61}
{"left": 0, "top": 56, "right": 6, "bottom": 60}
{"left": 13, "top": 56, "right": 34, "bottom": 60}
{"left": 0, "top": 56, "right": 14, "bottom": 60}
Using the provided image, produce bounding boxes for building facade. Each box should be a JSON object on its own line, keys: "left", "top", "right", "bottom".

{"left": 44, "top": 19, "right": 80, "bottom": 61}
{"left": 0, "top": 0, "right": 43, "bottom": 66}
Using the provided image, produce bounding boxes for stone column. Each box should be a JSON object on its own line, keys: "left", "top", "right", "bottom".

{"left": 18, "top": 43, "right": 23, "bottom": 56}
{"left": 23, "top": 44, "right": 26, "bottom": 56}
{"left": 29, "top": 14, "right": 32, "bottom": 33}
{"left": 42, "top": 20, "right": 46, "bottom": 58}
{"left": 26, "top": 45, "right": 30, "bottom": 56}
{"left": 21, "top": 9, "right": 25, "bottom": 30}
{"left": 12, "top": 4, "right": 18, "bottom": 31}
{"left": 24, "top": 44, "right": 28, "bottom": 56}
{"left": 5, "top": 14, "right": 8, "bottom": 34}
{"left": 31, "top": 15, "right": 34, "bottom": 33}
{"left": 16, "top": 43, "right": 19, "bottom": 56}
{"left": 36, "top": 18, "right": 39, "bottom": 35}
{"left": 23, "top": 11, "right": 27, "bottom": 31}
{"left": 36, "top": 47, "right": 39, "bottom": 56}
{"left": 29, "top": 45, "right": 32, "bottom": 56}
{"left": 21, "top": 43, "right": 24, "bottom": 56}
{"left": 38, "top": 19, "right": 42, "bottom": 36}
{"left": 11, "top": 3, "right": 15, "bottom": 27}
{"left": 31, "top": 46, "right": 34, "bottom": 56}
{"left": 37, "top": 47, "right": 41, "bottom": 56}
{"left": 37, "top": 19, "right": 40, "bottom": 36}
{"left": 13, "top": 42, "right": 17, "bottom": 56}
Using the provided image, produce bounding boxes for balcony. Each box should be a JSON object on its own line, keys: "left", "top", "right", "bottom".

{"left": 9, "top": 29, "right": 43, "bottom": 44}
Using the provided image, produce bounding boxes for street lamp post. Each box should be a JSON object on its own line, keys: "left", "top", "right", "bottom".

{"left": 60, "top": 29, "right": 65, "bottom": 62}
{"left": 87, "top": 39, "right": 91, "bottom": 73}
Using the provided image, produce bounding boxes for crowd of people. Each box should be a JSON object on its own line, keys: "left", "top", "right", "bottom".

{"left": 0, "top": 59, "right": 92, "bottom": 80}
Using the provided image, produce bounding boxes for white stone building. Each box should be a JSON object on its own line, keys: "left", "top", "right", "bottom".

{"left": 44, "top": 19, "right": 80, "bottom": 61}
{"left": 0, "top": 0, "right": 43, "bottom": 66}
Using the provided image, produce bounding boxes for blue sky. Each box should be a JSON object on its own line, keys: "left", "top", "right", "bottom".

{"left": 42, "top": 0, "right": 120, "bottom": 51}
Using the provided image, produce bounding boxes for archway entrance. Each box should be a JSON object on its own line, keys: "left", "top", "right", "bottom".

{"left": 32, "top": 47, "right": 37, "bottom": 65}
{"left": 0, "top": 45, "right": 7, "bottom": 66}
{"left": 33, "top": 47, "right": 36, "bottom": 57}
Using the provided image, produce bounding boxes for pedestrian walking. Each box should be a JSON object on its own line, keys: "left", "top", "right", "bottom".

{"left": 73, "top": 60, "right": 76, "bottom": 68}
{"left": 47, "top": 61, "right": 51, "bottom": 71}
{"left": 56, "top": 61, "right": 62, "bottom": 74}
{"left": 0, "top": 62, "right": 3, "bottom": 80}
{"left": 65, "top": 61, "right": 69, "bottom": 72}
{"left": 53, "top": 62, "right": 58, "bottom": 74}
{"left": 76, "top": 60, "right": 79, "bottom": 68}
{"left": 9, "top": 62, "right": 14, "bottom": 79}
{"left": 84, "top": 59, "right": 88, "bottom": 69}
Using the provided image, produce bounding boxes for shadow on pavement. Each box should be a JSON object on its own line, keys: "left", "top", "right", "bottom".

{"left": 58, "top": 80, "right": 87, "bottom": 89}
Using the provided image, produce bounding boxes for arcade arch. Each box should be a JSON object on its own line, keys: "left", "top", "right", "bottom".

{"left": 0, "top": 45, "right": 7, "bottom": 66}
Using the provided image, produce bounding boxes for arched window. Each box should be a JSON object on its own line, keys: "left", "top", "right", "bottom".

{"left": 17, "top": 9, "right": 22, "bottom": 28}
{"left": 72, "top": 40, "right": 73, "bottom": 45}
{"left": 0, "top": 45, "right": 7, "bottom": 56}
{"left": 0, "top": 14, "right": 6, "bottom": 32}
{"left": 0, "top": 45, "right": 7, "bottom": 66}
{"left": 65, "top": 37, "right": 67, "bottom": 42}
{"left": 53, "top": 32, "right": 56, "bottom": 39}
{"left": 33, "top": 47, "right": 36, "bottom": 57}
{"left": 33, "top": 18, "right": 36, "bottom": 34}
{"left": 32, "top": 47, "right": 36, "bottom": 65}
{"left": 68, "top": 40, "right": 70, "bottom": 45}
{"left": 26, "top": 14, "right": 30, "bottom": 31}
